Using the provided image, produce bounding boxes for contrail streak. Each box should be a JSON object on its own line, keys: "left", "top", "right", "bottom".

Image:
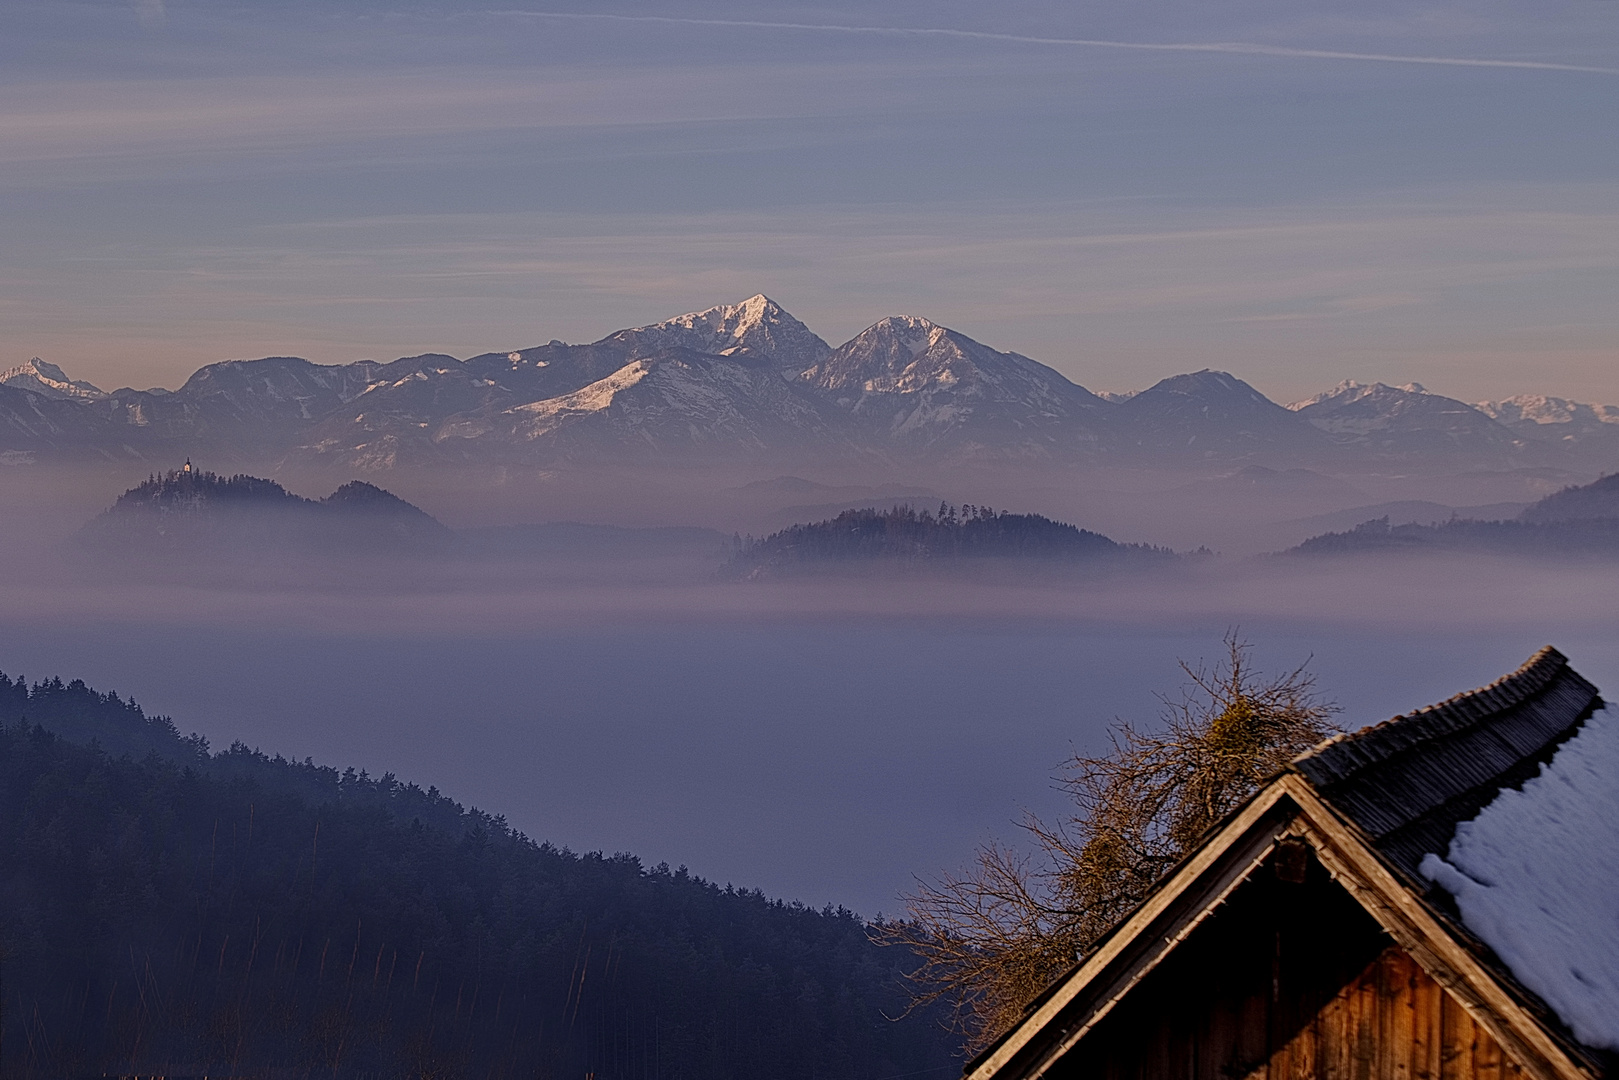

{"left": 493, "top": 11, "right": 1619, "bottom": 76}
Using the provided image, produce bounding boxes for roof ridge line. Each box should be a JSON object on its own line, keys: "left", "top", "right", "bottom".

{"left": 1292, "top": 645, "right": 1568, "bottom": 783}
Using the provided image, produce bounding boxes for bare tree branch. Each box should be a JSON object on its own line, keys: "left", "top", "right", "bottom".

{"left": 876, "top": 631, "right": 1339, "bottom": 1054}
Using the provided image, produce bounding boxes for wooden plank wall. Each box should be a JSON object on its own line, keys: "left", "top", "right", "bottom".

{"left": 1266, "top": 947, "right": 1524, "bottom": 1080}
{"left": 1058, "top": 855, "right": 1527, "bottom": 1080}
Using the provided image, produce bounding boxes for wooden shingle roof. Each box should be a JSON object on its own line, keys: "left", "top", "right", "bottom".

{"left": 965, "top": 646, "right": 1611, "bottom": 1080}
{"left": 1292, "top": 645, "right": 1604, "bottom": 885}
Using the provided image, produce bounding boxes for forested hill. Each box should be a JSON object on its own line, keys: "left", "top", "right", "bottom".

{"left": 1283, "top": 473, "right": 1619, "bottom": 557}
{"left": 725, "top": 504, "right": 1173, "bottom": 578}
{"left": 0, "top": 671, "right": 952, "bottom": 1080}
{"left": 75, "top": 469, "right": 455, "bottom": 560}
{"left": 1284, "top": 515, "right": 1619, "bottom": 557}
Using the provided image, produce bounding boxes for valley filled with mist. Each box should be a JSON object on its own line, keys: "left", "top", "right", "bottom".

{"left": 4, "top": 407, "right": 1619, "bottom": 917}
{"left": 8, "top": 0, "right": 1619, "bottom": 1068}
{"left": 4, "top": 296, "right": 1619, "bottom": 1077}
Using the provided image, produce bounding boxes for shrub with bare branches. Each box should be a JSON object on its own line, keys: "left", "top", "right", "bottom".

{"left": 878, "top": 633, "right": 1339, "bottom": 1053}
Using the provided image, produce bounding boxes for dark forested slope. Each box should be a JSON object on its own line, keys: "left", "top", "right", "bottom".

{"left": 0, "top": 672, "right": 950, "bottom": 1080}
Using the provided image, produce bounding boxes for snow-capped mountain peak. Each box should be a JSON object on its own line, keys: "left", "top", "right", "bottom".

{"left": 871, "top": 314, "right": 942, "bottom": 341}
{"left": 1287, "top": 378, "right": 1524, "bottom": 464}
{"left": 1287, "top": 379, "right": 1434, "bottom": 411}
{"left": 0, "top": 357, "right": 107, "bottom": 400}
{"left": 800, "top": 316, "right": 959, "bottom": 393}
{"left": 1476, "top": 395, "right": 1619, "bottom": 428}
{"left": 793, "top": 314, "right": 1109, "bottom": 453}
{"left": 605, "top": 295, "right": 831, "bottom": 372}
{"left": 661, "top": 294, "right": 778, "bottom": 339}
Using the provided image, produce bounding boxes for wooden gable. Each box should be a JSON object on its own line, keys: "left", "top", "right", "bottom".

{"left": 966, "top": 648, "right": 1609, "bottom": 1080}
{"left": 1054, "top": 838, "right": 1527, "bottom": 1080}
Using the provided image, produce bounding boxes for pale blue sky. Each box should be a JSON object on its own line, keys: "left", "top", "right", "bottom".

{"left": 3, "top": 0, "right": 1617, "bottom": 402}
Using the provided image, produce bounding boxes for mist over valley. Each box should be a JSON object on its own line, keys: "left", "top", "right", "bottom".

{"left": 3, "top": 442, "right": 1618, "bottom": 925}
{"left": 7, "top": 0, "right": 1619, "bottom": 1068}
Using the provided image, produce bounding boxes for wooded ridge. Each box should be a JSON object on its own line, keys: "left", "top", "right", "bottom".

{"left": 0, "top": 670, "right": 953, "bottom": 1080}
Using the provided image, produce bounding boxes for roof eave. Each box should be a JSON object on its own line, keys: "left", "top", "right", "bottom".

{"left": 966, "top": 772, "right": 1599, "bottom": 1080}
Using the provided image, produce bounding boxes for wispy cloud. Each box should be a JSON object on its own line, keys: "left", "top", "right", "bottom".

{"left": 495, "top": 11, "right": 1619, "bottom": 77}
{"left": 0, "top": 69, "right": 820, "bottom": 171}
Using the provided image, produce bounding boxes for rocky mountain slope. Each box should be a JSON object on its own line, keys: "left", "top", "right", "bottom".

{"left": 1290, "top": 381, "right": 1531, "bottom": 466}
{"left": 1474, "top": 395, "right": 1619, "bottom": 472}
{"left": 6, "top": 296, "right": 1617, "bottom": 476}
{"left": 799, "top": 316, "right": 1110, "bottom": 457}
{"left": 600, "top": 294, "right": 832, "bottom": 371}
{"left": 0, "top": 357, "right": 107, "bottom": 400}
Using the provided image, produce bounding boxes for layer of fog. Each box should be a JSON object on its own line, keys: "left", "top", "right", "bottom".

{"left": 2, "top": 461, "right": 1615, "bottom": 916}
{"left": 5, "top": 454, "right": 1582, "bottom": 558}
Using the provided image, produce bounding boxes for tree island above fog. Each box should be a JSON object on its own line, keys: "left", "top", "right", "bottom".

{"left": 724, "top": 504, "right": 1180, "bottom": 580}
{"left": 72, "top": 470, "right": 1183, "bottom": 580}
{"left": 4, "top": 297, "right": 1619, "bottom": 475}
{"left": 74, "top": 465, "right": 1619, "bottom": 576}
{"left": 74, "top": 466, "right": 456, "bottom": 563}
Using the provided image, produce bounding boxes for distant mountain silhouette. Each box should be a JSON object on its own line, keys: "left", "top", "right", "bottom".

{"left": 725, "top": 504, "right": 1173, "bottom": 579}
{"left": 1283, "top": 473, "right": 1619, "bottom": 557}
{"left": 1289, "top": 381, "right": 1530, "bottom": 467}
{"left": 1113, "top": 370, "right": 1329, "bottom": 463}
{"left": 1286, "top": 516, "right": 1619, "bottom": 557}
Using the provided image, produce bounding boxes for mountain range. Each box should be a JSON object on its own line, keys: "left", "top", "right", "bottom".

{"left": 5, "top": 297, "right": 1617, "bottom": 474}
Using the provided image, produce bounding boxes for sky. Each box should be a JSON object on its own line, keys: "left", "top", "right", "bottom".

{"left": 3, "top": 0, "right": 1618, "bottom": 404}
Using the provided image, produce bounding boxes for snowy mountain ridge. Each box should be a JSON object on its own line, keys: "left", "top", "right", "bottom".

{"left": 1286, "top": 379, "right": 1431, "bottom": 411}
{"left": 0, "top": 358, "right": 108, "bottom": 401}
{"left": 6, "top": 296, "right": 1619, "bottom": 473}
{"left": 797, "top": 315, "right": 1111, "bottom": 455}
{"left": 603, "top": 294, "right": 831, "bottom": 372}
{"left": 1476, "top": 395, "right": 1619, "bottom": 429}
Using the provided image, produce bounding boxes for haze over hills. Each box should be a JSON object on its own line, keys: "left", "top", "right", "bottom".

{"left": 0, "top": 666, "right": 953, "bottom": 1079}
{"left": 1285, "top": 472, "right": 1619, "bottom": 557}
{"left": 724, "top": 504, "right": 1175, "bottom": 580}
{"left": 1289, "top": 381, "right": 1531, "bottom": 469}
{"left": 4, "top": 297, "right": 1618, "bottom": 478}
{"left": 74, "top": 468, "right": 457, "bottom": 570}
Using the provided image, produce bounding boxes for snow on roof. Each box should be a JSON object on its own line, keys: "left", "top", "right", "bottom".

{"left": 1420, "top": 704, "right": 1619, "bottom": 1051}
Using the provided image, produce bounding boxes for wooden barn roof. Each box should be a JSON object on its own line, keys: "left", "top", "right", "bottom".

{"left": 1291, "top": 645, "right": 1603, "bottom": 885}
{"left": 964, "top": 646, "right": 1610, "bottom": 1080}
